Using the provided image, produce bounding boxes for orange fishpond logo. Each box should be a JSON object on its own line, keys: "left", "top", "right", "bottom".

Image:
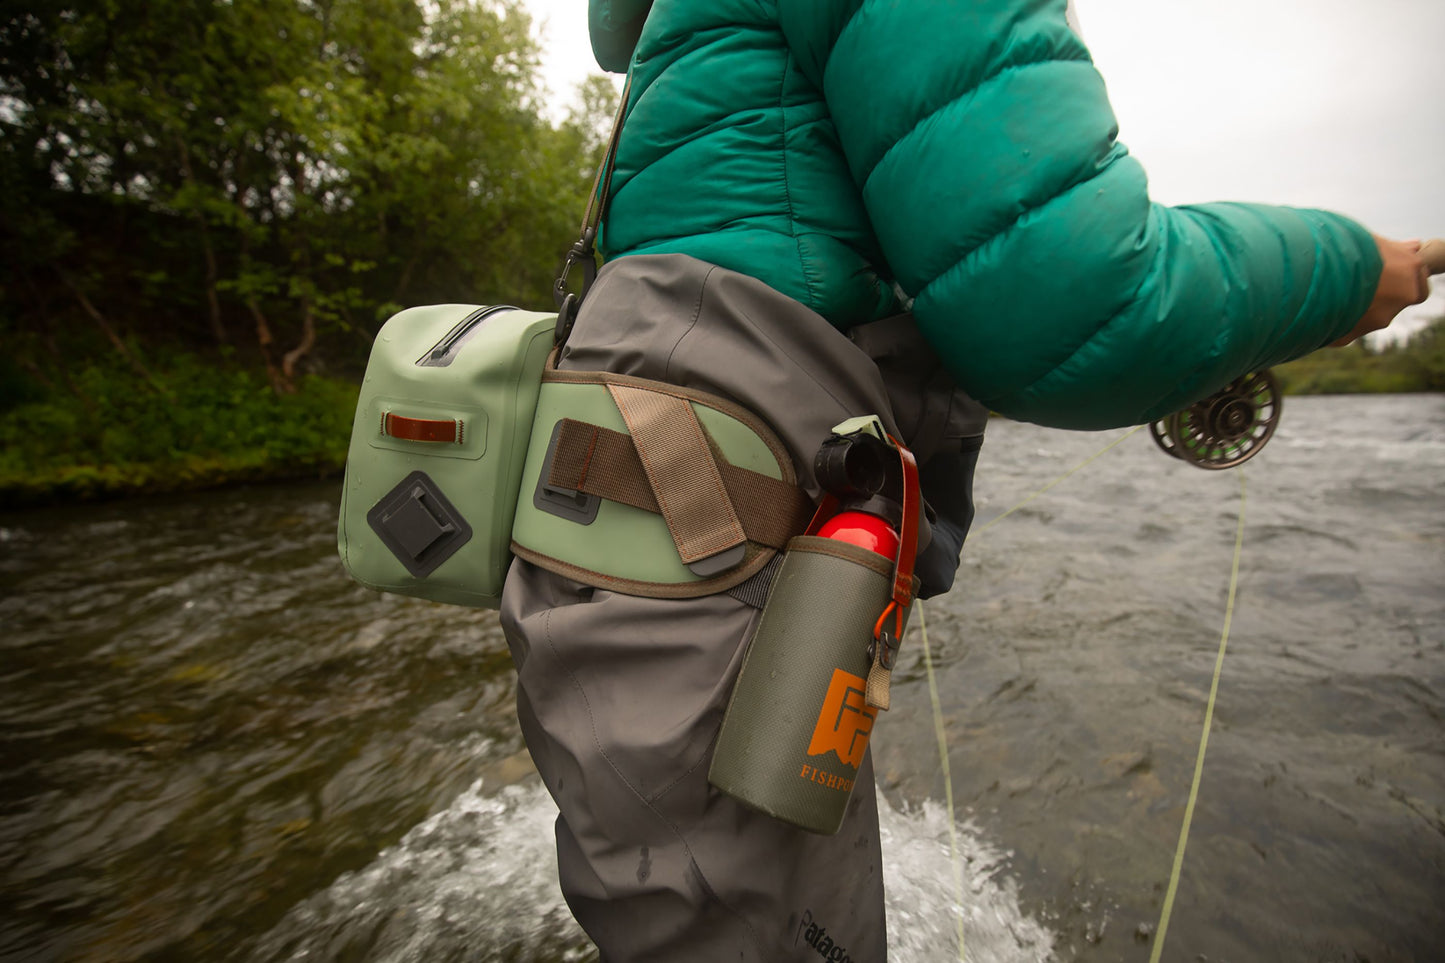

{"left": 805, "top": 668, "right": 878, "bottom": 771}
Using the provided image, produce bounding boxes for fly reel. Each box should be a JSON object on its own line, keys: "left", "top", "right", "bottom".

{"left": 1150, "top": 369, "right": 1282, "bottom": 470}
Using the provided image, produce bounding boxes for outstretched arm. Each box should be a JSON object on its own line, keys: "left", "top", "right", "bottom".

{"left": 784, "top": 0, "right": 1417, "bottom": 428}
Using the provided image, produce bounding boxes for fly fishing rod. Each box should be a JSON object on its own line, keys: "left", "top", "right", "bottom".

{"left": 1151, "top": 238, "right": 1445, "bottom": 469}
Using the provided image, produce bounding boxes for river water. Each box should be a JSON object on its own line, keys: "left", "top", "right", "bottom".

{"left": 1, "top": 394, "right": 1441, "bottom": 962}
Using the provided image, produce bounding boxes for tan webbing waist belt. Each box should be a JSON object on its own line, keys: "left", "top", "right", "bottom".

{"left": 546, "top": 416, "right": 813, "bottom": 552}
{"left": 609, "top": 383, "right": 748, "bottom": 570}
{"left": 512, "top": 364, "right": 813, "bottom": 598}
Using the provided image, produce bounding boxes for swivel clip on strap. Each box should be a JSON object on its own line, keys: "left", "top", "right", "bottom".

{"left": 553, "top": 226, "right": 597, "bottom": 347}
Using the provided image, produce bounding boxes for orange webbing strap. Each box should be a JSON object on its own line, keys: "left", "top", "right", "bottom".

{"left": 547, "top": 418, "right": 813, "bottom": 550}
{"left": 606, "top": 384, "right": 750, "bottom": 570}
{"left": 891, "top": 439, "right": 921, "bottom": 608}
{"left": 866, "top": 438, "right": 920, "bottom": 711}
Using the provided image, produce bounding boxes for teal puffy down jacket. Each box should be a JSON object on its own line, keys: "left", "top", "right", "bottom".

{"left": 588, "top": 0, "right": 1382, "bottom": 429}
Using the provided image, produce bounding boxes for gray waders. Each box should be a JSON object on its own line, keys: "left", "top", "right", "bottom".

{"left": 500, "top": 254, "right": 985, "bottom": 961}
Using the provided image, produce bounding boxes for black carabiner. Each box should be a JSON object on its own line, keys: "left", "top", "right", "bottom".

{"left": 552, "top": 226, "right": 598, "bottom": 350}
{"left": 553, "top": 226, "right": 598, "bottom": 310}
{"left": 555, "top": 291, "right": 580, "bottom": 348}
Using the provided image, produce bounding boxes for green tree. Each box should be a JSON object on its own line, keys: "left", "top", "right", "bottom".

{"left": 1, "top": 0, "right": 604, "bottom": 390}
{"left": 1275, "top": 316, "right": 1445, "bottom": 394}
{"left": 0, "top": 0, "right": 614, "bottom": 502}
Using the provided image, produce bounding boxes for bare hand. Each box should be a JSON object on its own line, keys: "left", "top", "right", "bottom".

{"left": 1331, "top": 236, "right": 1431, "bottom": 346}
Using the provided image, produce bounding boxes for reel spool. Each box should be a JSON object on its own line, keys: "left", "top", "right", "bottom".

{"left": 1150, "top": 369, "right": 1282, "bottom": 470}
{"left": 1149, "top": 237, "right": 1442, "bottom": 470}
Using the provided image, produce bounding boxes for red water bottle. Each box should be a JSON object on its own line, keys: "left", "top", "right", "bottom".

{"left": 816, "top": 509, "right": 899, "bottom": 559}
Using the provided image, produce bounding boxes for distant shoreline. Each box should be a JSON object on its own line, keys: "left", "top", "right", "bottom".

{"left": 3, "top": 346, "right": 1438, "bottom": 509}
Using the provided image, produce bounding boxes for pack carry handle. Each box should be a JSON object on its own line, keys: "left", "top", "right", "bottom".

{"left": 382, "top": 412, "right": 461, "bottom": 445}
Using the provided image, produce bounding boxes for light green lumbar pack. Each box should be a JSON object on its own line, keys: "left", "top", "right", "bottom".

{"left": 338, "top": 302, "right": 794, "bottom": 608}
{"left": 337, "top": 304, "right": 556, "bottom": 608}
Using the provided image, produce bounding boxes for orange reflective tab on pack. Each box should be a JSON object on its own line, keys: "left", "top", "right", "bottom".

{"left": 383, "top": 413, "right": 460, "bottom": 444}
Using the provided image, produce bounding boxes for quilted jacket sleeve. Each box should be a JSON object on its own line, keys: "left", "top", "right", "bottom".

{"left": 781, "top": 0, "right": 1382, "bottom": 429}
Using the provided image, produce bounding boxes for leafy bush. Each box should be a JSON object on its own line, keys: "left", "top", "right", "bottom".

{"left": 1276, "top": 317, "right": 1445, "bottom": 395}
{"left": 0, "top": 350, "right": 358, "bottom": 506}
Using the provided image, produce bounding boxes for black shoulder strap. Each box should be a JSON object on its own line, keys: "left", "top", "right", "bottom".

{"left": 554, "top": 73, "right": 633, "bottom": 347}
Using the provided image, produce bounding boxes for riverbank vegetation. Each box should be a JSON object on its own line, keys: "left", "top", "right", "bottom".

{"left": 0, "top": 348, "right": 359, "bottom": 505}
{"left": 7, "top": 317, "right": 1439, "bottom": 508}
{"left": 1, "top": 0, "right": 611, "bottom": 506}
{"left": 1275, "top": 318, "right": 1445, "bottom": 395}
{"left": 1, "top": 1, "right": 1441, "bottom": 508}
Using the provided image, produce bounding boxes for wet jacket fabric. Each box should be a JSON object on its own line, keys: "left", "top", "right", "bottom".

{"left": 587, "top": 0, "right": 1383, "bottom": 429}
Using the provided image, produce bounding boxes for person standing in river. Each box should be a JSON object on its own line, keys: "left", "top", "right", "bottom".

{"left": 498, "top": 1, "right": 1432, "bottom": 959}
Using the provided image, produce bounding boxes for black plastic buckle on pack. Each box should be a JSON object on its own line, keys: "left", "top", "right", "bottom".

{"left": 553, "top": 225, "right": 598, "bottom": 348}
{"left": 532, "top": 420, "right": 601, "bottom": 525}
{"left": 367, "top": 470, "right": 473, "bottom": 578}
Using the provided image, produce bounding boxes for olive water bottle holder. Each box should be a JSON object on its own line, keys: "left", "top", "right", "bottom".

{"left": 707, "top": 417, "right": 923, "bottom": 835}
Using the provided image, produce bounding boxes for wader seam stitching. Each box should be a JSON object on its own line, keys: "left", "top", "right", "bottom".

{"left": 644, "top": 604, "right": 760, "bottom": 805}
{"left": 542, "top": 604, "right": 765, "bottom": 956}
{"left": 729, "top": 308, "right": 869, "bottom": 437}
{"left": 643, "top": 732, "right": 713, "bottom": 806}
{"left": 663, "top": 265, "right": 712, "bottom": 384}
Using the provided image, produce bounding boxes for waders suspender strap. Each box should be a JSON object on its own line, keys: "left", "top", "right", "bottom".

{"left": 554, "top": 74, "right": 633, "bottom": 346}
{"left": 545, "top": 417, "right": 814, "bottom": 550}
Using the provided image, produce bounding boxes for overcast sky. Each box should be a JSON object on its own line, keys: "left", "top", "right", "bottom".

{"left": 523, "top": 0, "right": 1445, "bottom": 334}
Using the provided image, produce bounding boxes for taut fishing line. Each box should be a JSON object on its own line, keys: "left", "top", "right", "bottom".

{"left": 916, "top": 240, "right": 1444, "bottom": 954}
{"left": 1149, "top": 469, "right": 1246, "bottom": 961}
{"left": 921, "top": 426, "right": 1248, "bottom": 961}
{"left": 917, "top": 601, "right": 966, "bottom": 961}
{"left": 966, "top": 425, "right": 1145, "bottom": 542}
